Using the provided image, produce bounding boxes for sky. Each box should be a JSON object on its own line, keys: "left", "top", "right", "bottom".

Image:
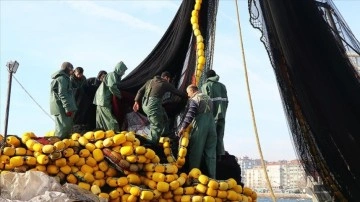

{"left": 1, "top": 1, "right": 359, "bottom": 161}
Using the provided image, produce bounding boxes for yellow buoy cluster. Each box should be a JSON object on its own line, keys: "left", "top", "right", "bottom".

{"left": 158, "top": 127, "right": 190, "bottom": 168}
{"left": 0, "top": 131, "right": 257, "bottom": 201}
{"left": 190, "top": 0, "right": 206, "bottom": 85}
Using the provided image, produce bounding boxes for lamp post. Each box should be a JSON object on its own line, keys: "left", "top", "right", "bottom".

{"left": 3, "top": 60, "right": 19, "bottom": 138}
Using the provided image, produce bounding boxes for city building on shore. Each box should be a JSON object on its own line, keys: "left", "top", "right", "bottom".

{"left": 238, "top": 157, "right": 307, "bottom": 193}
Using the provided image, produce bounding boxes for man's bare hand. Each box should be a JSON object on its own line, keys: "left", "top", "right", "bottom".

{"left": 133, "top": 102, "right": 139, "bottom": 112}
{"left": 177, "top": 128, "right": 185, "bottom": 137}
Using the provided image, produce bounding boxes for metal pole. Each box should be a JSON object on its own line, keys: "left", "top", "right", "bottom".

{"left": 3, "top": 71, "right": 14, "bottom": 138}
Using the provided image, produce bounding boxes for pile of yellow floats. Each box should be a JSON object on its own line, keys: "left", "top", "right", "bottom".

{"left": 0, "top": 0, "right": 258, "bottom": 200}
{"left": 0, "top": 127, "right": 257, "bottom": 202}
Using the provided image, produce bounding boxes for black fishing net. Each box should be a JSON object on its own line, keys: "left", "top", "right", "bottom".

{"left": 115, "top": 0, "right": 219, "bottom": 130}
{"left": 119, "top": 0, "right": 218, "bottom": 92}
{"left": 73, "top": 0, "right": 219, "bottom": 131}
{"left": 249, "top": 0, "right": 360, "bottom": 200}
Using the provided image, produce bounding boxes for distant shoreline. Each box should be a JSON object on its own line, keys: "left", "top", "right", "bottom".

{"left": 257, "top": 193, "right": 312, "bottom": 199}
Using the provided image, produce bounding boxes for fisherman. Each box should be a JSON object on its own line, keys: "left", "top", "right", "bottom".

{"left": 70, "top": 67, "right": 88, "bottom": 127}
{"left": 50, "top": 62, "right": 77, "bottom": 139}
{"left": 84, "top": 70, "right": 108, "bottom": 103}
{"left": 70, "top": 66, "right": 87, "bottom": 89}
{"left": 93, "top": 61, "right": 127, "bottom": 131}
{"left": 133, "top": 71, "right": 187, "bottom": 145}
{"left": 83, "top": 70, "right": 107, "bottom": 130}
{"left": 178, "top": 84, "right": 217, "bottom": 178}
{"left": 201, "top": 69, "right": 228, "bottom": 161}
{"left": 86, "top": 70, "right": 107, "bottom": 89}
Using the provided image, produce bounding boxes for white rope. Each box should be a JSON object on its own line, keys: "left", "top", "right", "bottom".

{"left": 13, "top": 75, "right": 54, "bottom": 122}
{"left": 233, "top": 0, "right": 277, "bottom": 201}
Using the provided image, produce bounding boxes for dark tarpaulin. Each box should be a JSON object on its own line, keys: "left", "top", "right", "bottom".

{"left": 249, "top": 0, "right": 360, "bottom": 200}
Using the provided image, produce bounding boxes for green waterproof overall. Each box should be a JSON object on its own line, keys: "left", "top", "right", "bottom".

{"left": 96, "top": 105, "right": 119, "bottom": 131}
{"left": 142, "top": 81, "right": 169, "bottom": 144}
{"left": 201, "top": 75, "right": 228, "bottom": 157}
{"left": 93, "top": 61, "right": 127, "bottom": 131}
{"left": 54, "top": 112, "right": 73, "bottom": 139}
{"left": 188, "top": 94, "right": 217, "bottom": 178}
{"left": 50, "top": 70, "right": 77, "bottom": 139}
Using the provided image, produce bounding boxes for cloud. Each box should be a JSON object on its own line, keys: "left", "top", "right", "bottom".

{"left": 217, "top": 11, "right": 237, "bottom": 26}
{"left": 129, "top": 1, "right": 179, "bottom": 13}
{"left": 65, "top": 1, "right": 163, "bottom": 34}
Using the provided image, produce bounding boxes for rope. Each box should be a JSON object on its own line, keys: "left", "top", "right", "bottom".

{"left": 234, "top": 1, "right": 276, "bottom": 201}
{"left": 13, "top": 75, "right": 55, "bottom": 122}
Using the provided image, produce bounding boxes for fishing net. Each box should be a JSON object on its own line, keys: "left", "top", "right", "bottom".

{"left": 73, "top": 0, "right": 219, "bottom": 133}
{"left": 119, "top": 1, "right": 219, "bottom": 93}
{"left": 114, "top": 0, "right": 219, "bottom": 131}
{"left": 249, "top": 0, "right": 360, "bottom": 200}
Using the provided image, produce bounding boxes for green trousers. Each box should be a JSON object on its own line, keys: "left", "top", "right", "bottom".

{"left": 95, "top": 106, "right": 120, "bottom": 131}
{"left": 142, "top": 97, "right": 168, "bottom": 145}
{"left": 215, "top": 118, "right": 226, "bottom": 156}
{"left": 188, "top": 113, "right": 217, "bottom": 178}
{"left": 54, "top": 112, "right": 73, "bottom": 139}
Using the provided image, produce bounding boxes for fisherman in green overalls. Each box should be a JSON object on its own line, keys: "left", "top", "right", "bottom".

{"left": 133, "top": 71, "right": 187, "bottom": 145}
{"left": 178, "top": 84, "right": 217, "bottom": 178}
{"left": 93, "top": 61, "right": 128, "bottom": 131}
{"left": 201, "top": 69, "right": 228, "bottom": 161}
{"left": 50, "top": 62, "right": 77, "bottom": 139}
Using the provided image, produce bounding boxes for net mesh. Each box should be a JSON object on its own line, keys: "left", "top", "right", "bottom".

{"left": 119, "top": 1, "right": 219, "bottom": 93}
{"left": 74, "top": 1, "right": 219, "bottom": 133}
{"left": 113, "top": 0, "right": 219, "bottom": 130}
{"left": 249, "top": 0, "right": 360, "bottom": 200}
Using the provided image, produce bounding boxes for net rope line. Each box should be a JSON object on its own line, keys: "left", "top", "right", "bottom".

{"left": 13, "top": 75, "right": 55, "bottom": 122}
{"left": 234, "top": 0, "right": 276, "bottom": 201}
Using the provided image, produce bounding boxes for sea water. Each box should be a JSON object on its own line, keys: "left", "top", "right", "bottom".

{"left": 257, "top": 198, "right": 312, "bottom": 202}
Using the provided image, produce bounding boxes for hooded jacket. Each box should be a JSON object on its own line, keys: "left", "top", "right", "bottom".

{"left": 50, "top": 70, "right": 77, "bottom": 115}
{"left": 201, "top": 75, "right": 228, "bottom": 120}
{"left": 93, "top": 61, "right": 128, "bottom": 107}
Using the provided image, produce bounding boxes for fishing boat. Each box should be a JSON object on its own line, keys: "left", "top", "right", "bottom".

{"left": 1, "top": 0, "right": 360, "bottom": 201}
{"left": 113, "top": 0, "right": 360, "bottom": 200}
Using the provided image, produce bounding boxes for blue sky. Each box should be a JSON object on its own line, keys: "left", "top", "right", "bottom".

{"left": 1, "top": 1, "right": 359, "bottom": 161}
